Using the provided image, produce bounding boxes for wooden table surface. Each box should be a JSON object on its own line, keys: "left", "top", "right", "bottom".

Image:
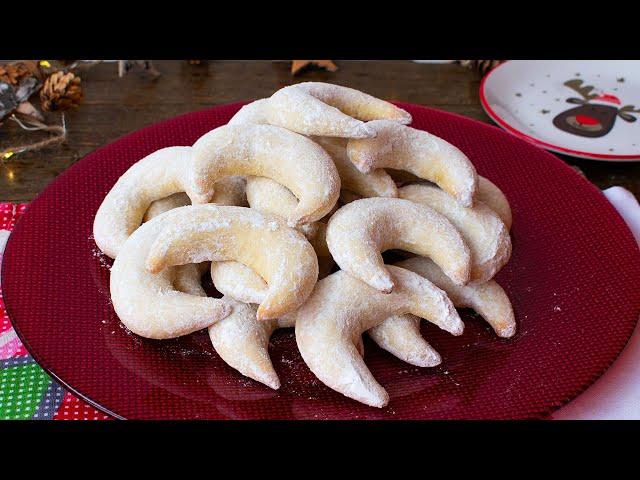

{"left": 1, "top": 60, "right": 639, "bottom": 202}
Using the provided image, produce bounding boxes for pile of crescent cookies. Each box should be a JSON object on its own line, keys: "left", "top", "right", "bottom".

{"left": 93, "top": 82, "right": 514, "bottom": 408}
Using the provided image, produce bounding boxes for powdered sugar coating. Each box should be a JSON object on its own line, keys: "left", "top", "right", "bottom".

{"left": 367, "top": 314, "right": 442, "bottom": 368}
{"left": 396, "top": 257, "right": 516, "bottom": 338}
{"left": 208, "top": 252, "right": 441, "bottom": 367}
{"left": 243, "top": 176, "right": 334, "bottom": 273}
{"left": 142, "top": 178, "right": 247, "bottom": 299}
{"left": 477, "top": 176, "right": 512, "bottom": 230}
{"left": 227, "top": 99, "right": 398, "bottom": 200}
{"left": 191, "top": 124, "right": 340, "bottom": 226}
{"left": 209, "top": 298, "right": 293, "bottom": 389}
{"left": 294, "top": 266, "right": 462, "bottom": 407}
{"left": 245, "top": 176, "right": 319, "bottom": 238}
{"left": 209, "top": 175, "right": 335, "bottom": 322}
{"left": 312, "top": 136, "right": 398, "bottom": 198}
{"left": 326, "top": 197, "right": 471, "bottom": 292}
{"left": 399, "top": 183, "right": 512, "bottom": 283}
{"left": 98, "top": 81, "right": 516, "bottom": 402}
{"left": 110, "top": 209, "right": 231, "bottom": 339}
{"left": 145, "top": 205, "right": 319, "bottom": 320}
{"left": 94, "top": 146, "right": 202, "bottom": 259}
{"left": 208, "top": 297, "right": 370, "bottom": 390}
{"left": 386, "top": 174, "right": 513, "bottom": 230}
{"left": 208, "top": 175, "right": 248, "bottom": 207}
{"left": 267, "top": 82, "right": 411, "bottom": 138}
{"left": 144, "top": 192, "right": 191, "bottom": 222}
{"left": 228, "top": 98, "right": 271, "bottom": 126}
{"left": 210, "top": 261, "right": 268, "bottom": 305}
{"left": 347, "top": 120, "right": 478, "bottom": 207}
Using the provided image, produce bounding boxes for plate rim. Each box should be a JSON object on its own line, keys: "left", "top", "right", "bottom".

{"left": 2, "top": 101, "right": 639, "bottom": 420}
{"left": 479, "top": 60, "right": 640, "bottom": 162}
{"left": 1, "top": 287, "right": 127, "bottom": 420}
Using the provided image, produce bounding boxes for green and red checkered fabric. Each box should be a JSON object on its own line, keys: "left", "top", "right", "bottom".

{"left": 0, "top": 203, "right": 111, "bottom": 420}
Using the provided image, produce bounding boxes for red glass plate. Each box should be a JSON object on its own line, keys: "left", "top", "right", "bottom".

{"left": 3, "top": 103, "right": 640, "bottom": 419}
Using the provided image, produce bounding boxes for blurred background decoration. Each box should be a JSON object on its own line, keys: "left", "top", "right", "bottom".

{"left": 0, "top": 59, "right": 343, "bottom": 160}
{"left": 290, "top": 60, "right": 338, "bottom": 75}
{"left": 0, "top": 59, "right": 500, "bottom": 161}
{"left": 0, "top": 59, "right": 163, "bottom": 160}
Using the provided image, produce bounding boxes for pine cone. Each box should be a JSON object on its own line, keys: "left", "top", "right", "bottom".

{"left": 0, "top": 62, "right": 33, "bottom": 86}
{"left": 40, "top": 71, "right": 83, "bottom": 112}
{"left": 458, "top": 60, "right": 503, "bottom": 75}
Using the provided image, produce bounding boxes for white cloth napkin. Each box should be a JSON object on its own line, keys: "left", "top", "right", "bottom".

{"left": 0, "top": 229, "right": 9, "bottom": 257}
{"left": 554, "top": 186, "right": 640, "bottom": 419}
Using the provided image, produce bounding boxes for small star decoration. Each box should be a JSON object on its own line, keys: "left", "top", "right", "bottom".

{"left": 291, "top": 60, "right": 338, "bottom": 76}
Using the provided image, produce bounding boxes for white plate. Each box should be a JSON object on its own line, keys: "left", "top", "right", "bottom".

{"left": 480, "top": 60, "right": 640, "bottom": 161}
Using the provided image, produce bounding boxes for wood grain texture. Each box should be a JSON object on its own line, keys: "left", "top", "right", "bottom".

{"left": 0, "top": 60, "right": 638, "bottom": 202}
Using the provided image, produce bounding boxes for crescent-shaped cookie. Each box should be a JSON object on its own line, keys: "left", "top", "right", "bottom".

{"left": 381, "top": 172, "right": 512, "bottom": 230}
{"left": 228, "top": 98, "right": 270, "bottom": 126}
{"left": 266, "top": 82, "right": 411, "bottom": 138}
{"left": 210, "top": 250, "right": 332, "bottom": 306}
{"left": 244, "top": 176, "right": 318, "bottom": 238}
{"left": 312, "top": 136, "right": 398, "bottom": 199}
{"left": 399, "top": 183, "right": 511, "bottom": 283}
{"left": 207, "top": 298, "right": 366, "bottom": 390}
{"left": 209, "top": 237, "right": 333, "bottom": 303}
{"left": 209, "top": 256, "right": 438, "bottom": 369}
{"left": 94, "top": 146, "right": 203, "bottom": 259}
{"left": 227, "top": 101, "right": 397, "bottom": 200}
{"left": 367, "top": 314, "right": 442, "bottom": 368}
{"left": 326, "top": 197, "right": 471, "bottom": 292}
{"left": 396, "top": 256, "right": 516, "bottom": 338}
{"left": 227, "top": 100, "right": 397, "bottom": 200}
{"left": 244, "top": 176, "right": 334, "bottom": 274}
{"left": 144, "top": 177, "right": 247, "bottom": 222}
{"left": 294, "top": 266, "right": 463, "bottom": 407}
{"left": 208, "top": 298, "right": 293, "bottom": 389}
{"left": 191, "top": 124, "right": 340, "bottom": 226}
{"left": 212, "top": 177, "right": 334, "bottom": 303}
{"left": 210, "top": 261, "right": 268, "bottom": 305}
{"left": 110, "top": 210, "right": 231, "bottom": 339}
{"left": 143, "top": 192, "right": 191, "bottom": 222}
{"left": 145, "top": 205, "right": 319, "bottom": 320}
{"left": 208, "top": 269, "right": 454, "bottom": 392}
{"left": 477, "top": 176, "right": 512, "bottom": 230}
{"left": 346, "top": 120, "right": 478, "bottom": 207}
{"left": 142, "top": 192, "right": 205, "bottom": 295}
{"left": 141, "top": 178, "right": 248, "bottom": 296}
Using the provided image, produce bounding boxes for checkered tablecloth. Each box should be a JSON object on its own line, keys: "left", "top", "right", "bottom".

{"left": 0, "top": 203, "right": 111, "bottom": 420}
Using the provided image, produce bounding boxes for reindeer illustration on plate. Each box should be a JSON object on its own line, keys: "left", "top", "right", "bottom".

{"left": 553, "top": 79, "right": 640, "bottom": 138}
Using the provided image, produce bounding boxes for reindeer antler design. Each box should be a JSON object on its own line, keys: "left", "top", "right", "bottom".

{"left": 619, "top": 105, "right": 640, "bottom": 113}
{"left": 618, "top": 104, "right": 640, "bottom": 122}
{"left": 564, "top": 79, "right": 600, "bottom": 103}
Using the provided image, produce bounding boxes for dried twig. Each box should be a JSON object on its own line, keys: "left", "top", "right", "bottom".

{"left": 1, "top": 114, "right": 67, "bottom": 160}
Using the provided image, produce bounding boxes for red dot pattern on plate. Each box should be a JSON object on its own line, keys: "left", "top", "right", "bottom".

{"left": 53, "top": 392, "right": 112, "bottom": 420}
{"left": 2, "top": 103, "right": 639, "bottom": 419}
